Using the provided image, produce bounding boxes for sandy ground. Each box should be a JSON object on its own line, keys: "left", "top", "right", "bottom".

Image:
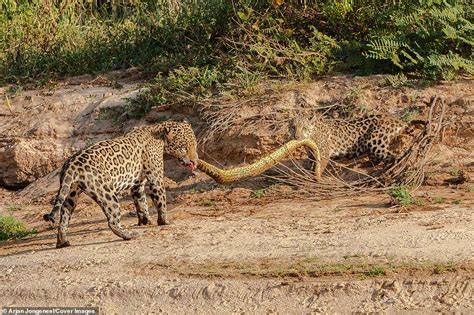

{"left": 1, "top": 181, "right": 473, "bottom": 313}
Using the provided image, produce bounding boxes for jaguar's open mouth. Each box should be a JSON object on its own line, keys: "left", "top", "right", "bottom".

{"left": 188, "top": 160, "right": 197, "bottom": 171}
{"left": 179, "top": 159, "right": 197, "bottom": 172}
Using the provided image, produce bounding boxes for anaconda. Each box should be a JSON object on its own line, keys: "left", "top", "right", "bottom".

{"left": 197, "top": 139, "right": 321, "bottom": 184}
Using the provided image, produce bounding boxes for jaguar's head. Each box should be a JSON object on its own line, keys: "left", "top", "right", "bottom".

{"left": 290, "top": 116, "right": 313, "bottom": 140}
{"left": 160, "top": 120, "right": 198, "bottom": 171}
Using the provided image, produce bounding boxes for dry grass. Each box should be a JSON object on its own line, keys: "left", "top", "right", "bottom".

{"left": 198, "top": 92, "right": 282, "bottom": 147}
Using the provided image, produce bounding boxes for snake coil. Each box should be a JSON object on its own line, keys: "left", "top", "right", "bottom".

{"left": 197, "top": 139, "right": 321, "bottom": 184}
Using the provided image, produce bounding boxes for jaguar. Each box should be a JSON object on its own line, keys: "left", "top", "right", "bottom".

{"left": 43, "top": 120, "right": 198, "bottom": 248}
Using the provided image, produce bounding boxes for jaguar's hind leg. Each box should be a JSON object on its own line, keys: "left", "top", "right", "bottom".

{"left": 149, "top": 182, "right": 169, "bottom": 226}
{"left": 131, "top": 181, "right": 152, "bottom": 226}
{"left": 63, "top": 184, "right": 81, "bottom": 217}
{"left": 89, "top": 189, "right": 138, "bottom": 240}
{"left": 56, "top": 184, "right": 81, "bottom": 248}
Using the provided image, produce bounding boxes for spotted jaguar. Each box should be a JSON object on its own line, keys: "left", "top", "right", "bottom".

{"left": 43, "top": 120, "right": 198, "bottom": 248}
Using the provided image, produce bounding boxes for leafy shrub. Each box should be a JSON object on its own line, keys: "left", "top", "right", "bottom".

{"left": 1, "top": 0, "right": 472, "bottom": 87}
{"left": 364, "top": 0, "right": 473, "bottom": 79}
{"left": 366, "top": 265, "right": 387, "bottom": 276}
{"left": 383, "top": 73, "right": 412, "bottom": 88}
{"left": 0, "top": 0, "right": 232, "bottom": 82}
{"left": 0, "top": 215, "right": 37, "bottom": 241}
{"left": 389, "top": 185, "right": 416, "bottom": 206}
{"left": 252, "top": 189, "right": 266, "bottom": 199}
{"left": 227, "top": 6, "right": 339, "bottom": 80}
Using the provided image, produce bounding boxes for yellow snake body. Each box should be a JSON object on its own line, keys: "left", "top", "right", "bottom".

{"left": 197, "top": 139, "right": 321, "bottom": 184}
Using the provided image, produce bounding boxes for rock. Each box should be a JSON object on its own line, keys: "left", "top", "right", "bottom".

{"left": 145, "top": 110, "right": 172, "bottom": 123}
{"left": 0, "top": 138, "right": 67, "bottom": 189}
{"left": 66, "top": 74, "right": 95, "bottom": 85}
{"left": 26, "top": 117, "right": 74, "bottom": 139}
{"left": 16, "top": 169, "right": 60, "bottom": 200}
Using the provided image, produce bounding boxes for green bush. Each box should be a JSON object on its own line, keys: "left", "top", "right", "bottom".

{"left": 0, "top": 0, "right": 231, "bottom": 82}
{"left": 0, "top": 0, "right": 472, "bottom": 87}
{"left": 226, "top": 5, "right": 340, "bottom": 80}
{"left": 0, "top": 215, "right": 37, "bottom": 241}
{"left": 364, "top": 0, "right": 473, "bottom": 80}
{"left": 389, "top": 185, "right": 416, "bottom": 206}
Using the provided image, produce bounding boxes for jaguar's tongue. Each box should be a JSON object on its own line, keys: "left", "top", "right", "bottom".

{"left": 188, "top": 161, "right": 197, "bottom": 172}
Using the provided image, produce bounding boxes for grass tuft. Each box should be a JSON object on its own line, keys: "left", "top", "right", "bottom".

{"left": 366, "top": 265, "right": 386, "bottom": 276}
{"left": 0, "top": 216, "right": 37, "bottom": 241}
{"left": 389, "top": 185, "right": 417, "bottom": 206}
{"left": 251, "top": 189, "right": 266, "bottom": 199}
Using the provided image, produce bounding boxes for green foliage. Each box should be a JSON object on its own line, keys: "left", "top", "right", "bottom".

{"left": 389, "top": 185, "right": 416, "bottom": 206}
{"left": 251, "top": 189, "right": 266, "bottom": 199}
{"left": 1, "top": 0, "right": 472, "bottom": 88}
{"left": 6, "top": 205, "right": 21, "bottom": 212}
{"left": 400, "top": 107, "right": 420, "bottom": 123}
{"left": 365, "top": 1, "right": 473, "bottom": 79}
{"left": 433, "top": 262, "right": 456, "bottom": 274}
{"left": 85, "top": 138, "right": 95, "bottom": 148}
{"left": 0, "top": 0, "right": 232, "bottom": 82}
{"left": 147, "top": 63, "right": 264, "bottom": 111}
{"left": 383, "top": 73, "right": 414, "bottom": 88}
{"left": 366, "top": 265, "right": 387, "bottom": 276}
{"left": 156, "top": 66, "right": 225, "bottom": 101}
{"left": 229, "top": 8, "right": 339, "bottom": 80}
{"left": 450, "top": 167, "right": 461, "bottom": 177}
{"left": 434, "top": 196, "right": 444, "bottom": 204}
{"left": 0, "top": 215, "right": 37, "bottom": 241}
{"left": 121, "top": 90, "right": 156, "bottom": 120}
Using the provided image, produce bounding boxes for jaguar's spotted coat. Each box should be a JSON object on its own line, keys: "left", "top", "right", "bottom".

{"left": 43, "top": 121, "right": 198, "bottom": 248}
{"left": 292, "top": 114, "right": 411, "bottom": 174}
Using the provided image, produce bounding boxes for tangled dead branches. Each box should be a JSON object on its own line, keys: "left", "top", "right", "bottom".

{"left": 379, "top": 96, "right": 446, "bottom": 188}
{"left": 198, "top": 92, "right": 282, "bottom": 147}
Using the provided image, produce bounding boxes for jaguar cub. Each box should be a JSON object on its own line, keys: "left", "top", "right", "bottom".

{"left": 43, "top": 121, "right": 198, "bottom": 248}
{"left": 292, "top": 114, "right": 410, "bottom": 173}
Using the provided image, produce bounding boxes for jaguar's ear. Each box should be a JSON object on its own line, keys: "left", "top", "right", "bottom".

{"left": 158, "top": 126, "right": 175, "bottom": 142}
